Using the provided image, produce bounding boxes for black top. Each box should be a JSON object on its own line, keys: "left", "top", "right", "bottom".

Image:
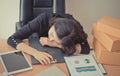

{"left": 7, "top": 13, "right": 90, "bottom": 54}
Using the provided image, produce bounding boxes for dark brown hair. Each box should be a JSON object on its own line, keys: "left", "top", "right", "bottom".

{"left": 50, "top": 18, "right": 87, "bottom": 56}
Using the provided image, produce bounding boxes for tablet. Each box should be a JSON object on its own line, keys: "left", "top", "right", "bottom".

{"left": 0, "top": 50, "right": 32, "bottom": 75}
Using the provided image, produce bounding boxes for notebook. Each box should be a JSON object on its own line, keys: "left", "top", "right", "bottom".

{"left": 29, "top": 33, "right": 65, "bottom": 65}
{"left": 34, "top": 66, "right": 67, "bottom": 76}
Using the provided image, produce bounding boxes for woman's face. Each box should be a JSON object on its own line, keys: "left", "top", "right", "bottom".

{"left": 48, "top": 25, "right": 61, "bottom": 45}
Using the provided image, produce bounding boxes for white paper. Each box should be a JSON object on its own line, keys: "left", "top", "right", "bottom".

{"left": 64, "top": 54, "right": 104, "bottom": 76}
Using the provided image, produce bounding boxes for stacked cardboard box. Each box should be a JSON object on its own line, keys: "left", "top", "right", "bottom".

{"left": 92, "top": 16, "right": 120, "bottom": 65}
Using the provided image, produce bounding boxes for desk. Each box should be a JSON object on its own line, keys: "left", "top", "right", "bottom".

{"left": 0, "top": 39, "right": 69, "bottom": 76}
{"left": 0, "top": 39, "right": 120, "bottom": 76}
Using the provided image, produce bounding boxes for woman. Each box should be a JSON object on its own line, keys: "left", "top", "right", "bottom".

{"left": 7, "top": 13, "right": 90, "bottom": 65}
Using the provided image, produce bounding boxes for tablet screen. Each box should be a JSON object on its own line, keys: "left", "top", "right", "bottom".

{"left": 0, "top": 50, "right": 32, "bottom": 75}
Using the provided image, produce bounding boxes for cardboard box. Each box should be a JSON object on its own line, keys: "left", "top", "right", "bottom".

{"left": 94, "top": 38, "right": 120, "bottom": 66}
{"left": 97, "top": 16, "right": 120, "bottom": 39}
{"left": 92, "top": 24, "right": 120, "bottom": 52}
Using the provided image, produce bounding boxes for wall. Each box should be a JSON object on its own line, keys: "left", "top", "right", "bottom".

{"left": 0, "top": 0, "right": 120, "bottom": 39}
{"left": 66, "top": 0, "right": 120, "bottom": 38}
{"left": 0, "top": 0, "right": 19, "bottom": 39}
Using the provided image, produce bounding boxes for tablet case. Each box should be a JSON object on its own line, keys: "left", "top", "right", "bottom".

{"left": 29, "top": 33, "right": 65, "bottom": 65}
{"left": 0, "top": 50, "right": 32, "bottom": 75}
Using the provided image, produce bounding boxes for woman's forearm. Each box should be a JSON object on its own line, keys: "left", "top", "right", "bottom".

{"left": 16, "top": 42, "right": 38, "bottom": 56}
{"left": 16, "top": 42, "right": 53, "bottom": 65}
{"left": 40, "top": 37, "right": 62, "bottom": 49}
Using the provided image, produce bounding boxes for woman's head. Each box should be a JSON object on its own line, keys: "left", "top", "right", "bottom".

{"left": 48, "top": 18, "right": 87, "bottom": 56}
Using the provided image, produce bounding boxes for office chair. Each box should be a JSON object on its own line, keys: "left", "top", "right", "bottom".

{"left": 16, "top": 0, "right": 65, "bottom": 30}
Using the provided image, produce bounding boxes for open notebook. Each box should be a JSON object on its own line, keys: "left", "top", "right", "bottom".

{"left": 29, "top": 33, "right": 65, "bottom": 64}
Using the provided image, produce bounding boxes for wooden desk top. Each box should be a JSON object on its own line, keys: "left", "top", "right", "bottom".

{"left": 0, "top": 39, "right": 69, "bottom": 76}
{"left": 0, "top": 38, "right": 120, "bottom": 76}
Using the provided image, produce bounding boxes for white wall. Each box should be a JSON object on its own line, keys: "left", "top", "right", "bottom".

{"left": 0, "top": 0, "right": 19, "bottom": 39}
{"left": 0, "top": 0, "right": 120, "bottom": 39}
{"left": 66, "top": 0, "right": 120, "bottom": 38}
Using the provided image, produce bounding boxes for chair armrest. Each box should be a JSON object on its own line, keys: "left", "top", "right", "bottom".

{"left": 15, "top": 22, "right": 23, "bottom": 31}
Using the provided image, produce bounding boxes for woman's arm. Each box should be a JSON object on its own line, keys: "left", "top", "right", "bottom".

{"left": 7, "top": 13, "right": 53, "bottom": 65}
{"left": 7, "top": 13, "right": 53, "bottom": 48}
{"left": 40, "top": 37, "right": 62, "bottom": 49}
{"left": 16, "top": 42, "right": 53, "bottom": 65}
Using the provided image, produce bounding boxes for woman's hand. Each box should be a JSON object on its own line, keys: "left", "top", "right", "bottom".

{"left": 33, "top": 51, "right": 53, "bottom": 65}
{"left": 40, "top": 37, "right": 62, "bottom": 48}
{"left": 16, "top": 42, "right": 53, "bottom": 65}
{"left": 40, "top": 37, "right": 51, "bottom": 46}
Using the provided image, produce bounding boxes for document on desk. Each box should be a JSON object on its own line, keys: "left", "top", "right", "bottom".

{"left": 90, "top": 50, "right": 107, "bottom": 75}
{"left": 34, "top": 66, "right": 67, "bottom": 76}
{"left": 64, "top": 54, "right": 104, "bottom": 76}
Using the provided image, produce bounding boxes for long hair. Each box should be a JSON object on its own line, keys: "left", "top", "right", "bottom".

{"left": 50, "top": 18, "right": 87, "bottom": 56}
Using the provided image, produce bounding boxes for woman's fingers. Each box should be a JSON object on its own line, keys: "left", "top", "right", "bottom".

{"left": 39, "top": 59, "right": 45, "bottom": 65}
{"left": 40, "top": 37, "right": 47, "bottom": 44}
{"left": 41, "top": 57, "right": 49, "bottom": 65}
{"left": 34, "top": 52, "right": 53, "bottom": 65}
{"left": 37, "top": 56, "right": 50, "bottom": 65}
{"left": 40, "top": 37, "right": 50, "bottom": 46}
{"left": 43, "top": 52, "right": 53, "bottom": 61}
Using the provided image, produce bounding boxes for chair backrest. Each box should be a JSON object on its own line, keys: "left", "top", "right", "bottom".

{"left": 19, "top": 0, "right": 65, "bottom": 26}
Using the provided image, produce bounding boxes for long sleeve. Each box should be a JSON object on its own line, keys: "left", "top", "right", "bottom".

{"left": 7, "top": 13, "right": 52, "bottom": 48}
